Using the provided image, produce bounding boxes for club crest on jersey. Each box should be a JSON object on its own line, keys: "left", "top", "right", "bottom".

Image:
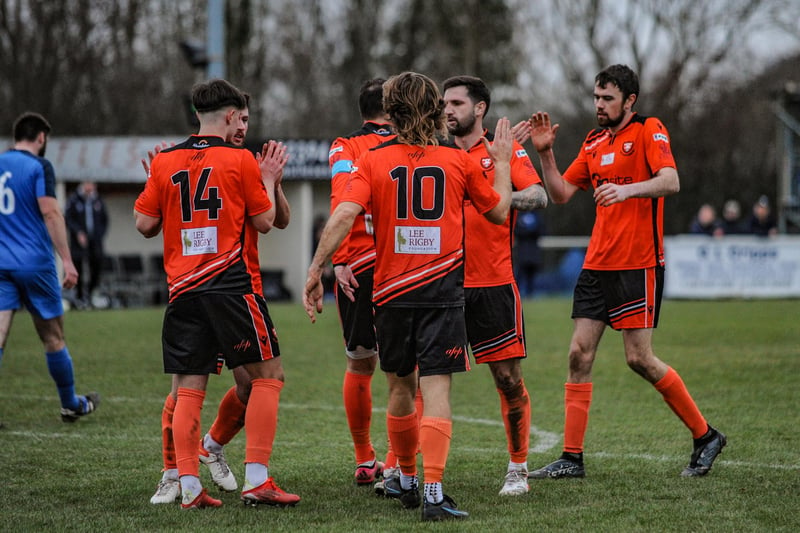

{"left": 481, "top": 157, "right": 493, "bottom": 169}
{"left": 622, "top": 141, "right": 634, "bottom": 155}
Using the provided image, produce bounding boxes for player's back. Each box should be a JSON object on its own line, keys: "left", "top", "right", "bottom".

{"left": 0, "top": 149, "right": 55, "bottom": 270}
{"left": 349, "top": 139, "right": 498, "bottom": 307}
{"left": 329, "top": 122, "right": 394, "bottom": 270}
{"left": 135, "top": 136, "right": 270, "bottom": 300}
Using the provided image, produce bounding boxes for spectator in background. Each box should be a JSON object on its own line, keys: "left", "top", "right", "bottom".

{"left": 513, "top": 209, "right": 545, "bottom": 298}
{"left": 748, "top": 195, "right": 778, "bottom": 236}
{"left": 689, "top": 203, "right": 720, "bottom": 235}
{"left": 65, "top": 181, "right": 108, "bottom": 308}
{"left": 717, "top": 199, "right": 745, "bottom": 235}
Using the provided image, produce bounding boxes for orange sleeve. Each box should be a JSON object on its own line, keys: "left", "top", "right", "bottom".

{"left": 562, "top": 141, "right": 592, "bottom": 190}
{"left": 643, "top": 118, "right": 677, "bottom": 175}
{"left": 510, "top": 141, "right": 541, "bottom": 190}
{"left": 242, "top": 151, "right": 272, "bottom": 216}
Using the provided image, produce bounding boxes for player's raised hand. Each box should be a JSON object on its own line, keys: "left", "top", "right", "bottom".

{"left": 257, "top": 140, "right": 290, "bottom": 186}
{"left": 511, "top": 119, "right": 531, "bottom": 145}
{"left": 140, "top": 141, "right": 172, "bottom": 175}
{"left": 484, "top": 116, "right": 512, "bottom": 165}
{"left": 529, "top": 112, "right": 559, "bottom": 153}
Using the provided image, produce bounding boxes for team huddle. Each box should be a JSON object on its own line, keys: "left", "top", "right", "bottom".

{"left": 0, "top": 64, "right": 726, "bottom": 523}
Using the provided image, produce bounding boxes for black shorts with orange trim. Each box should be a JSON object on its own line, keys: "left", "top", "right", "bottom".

{"left": 162, "top": 292, "right": 280, "bottom": 374}
{"left": 571, "top": 267, "right": 663, "bottom": 330}
{"left": 335, "top": 268, "right": 377, "bottom": 359}
{"left": 465, "top": 284, "right": 527, "bottom": 364}
{"left": 374, "top": 305, "right": 469, "bottom": 378}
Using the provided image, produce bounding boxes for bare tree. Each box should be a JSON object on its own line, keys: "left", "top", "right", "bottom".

{"left": 0, "top": 0, "right": 204, "bottom": 136}
{"left": 509, "top": 0, "right": 800, "bottom": 235}
{"left": 513, "top": 0, "right": 800, "bottom": 122}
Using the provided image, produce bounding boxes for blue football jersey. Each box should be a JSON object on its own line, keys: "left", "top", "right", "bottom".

{"left": 0, "top": 149, "right": 57, "bottom": 270}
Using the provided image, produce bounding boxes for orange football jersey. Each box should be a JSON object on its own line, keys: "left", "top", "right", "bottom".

{"left": 135, "top": 135, "right": 271, "bottom": 301}
{"left": 343, "top": 139, "right": 501, "bottom": 307}
{"left": 563, "top": 114, "right": 676, "bottom": 270}
{"left": 328, "top": 121, "right": 394, "bottom": 273}
{"left": 463, "top": 132, "right": 541, "bottom": 287}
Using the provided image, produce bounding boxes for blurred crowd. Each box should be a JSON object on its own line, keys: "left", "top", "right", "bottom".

{"left": 689, "top": 195, "right": 777, "bottom": 237}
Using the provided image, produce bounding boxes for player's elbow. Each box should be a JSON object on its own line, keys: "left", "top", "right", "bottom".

{"left": 660, "top": 168, "right": 680, "bottom": 196}
{"left": 485, "top": 204, "right": 510, "bottom": 225}
{"left": 134, "top": 212, "right": 161, "bottom": 238}
{"left": 550, "top": 195, "right": 569, "bottom": 205}
{"left": 251, "top": 210, "right": 276, "bottom": 234}
{"left": 273, "top": 210, "right": 291, "bottom": 229}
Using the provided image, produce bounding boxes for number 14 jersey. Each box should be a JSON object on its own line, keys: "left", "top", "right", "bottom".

{"left": 134, "top": 135, "right": 272, "bottom": 301}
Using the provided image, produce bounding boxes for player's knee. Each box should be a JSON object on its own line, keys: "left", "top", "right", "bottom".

{"left": 494, "top": 373, "right": 522, "bottom": 396}
{"left": 235, "top": 381, "right": 252, "bottom": 403}
{"left": 568, "top": 345, "right": 593, "bottom": 372}
{"left": 490, "top": 362, "right": 521, "bottom": 391}
{"left": 625, "top": 354, "right": 650, "bottom": 377}
{"left": 346, "top": 353, "right": 377, "bottom": 374}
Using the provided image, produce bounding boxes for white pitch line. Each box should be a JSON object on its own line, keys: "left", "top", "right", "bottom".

{"left": 0, "top": 395, "right": 559, "bottom": 454}
{"left": 3, "top": 427, "right": 798, "bottom": 472}
{"left": 280, "top": 403, "right": 561, "bottom": 454}
{"left": 4, "top": 395, "right": 799, "bottom": 471}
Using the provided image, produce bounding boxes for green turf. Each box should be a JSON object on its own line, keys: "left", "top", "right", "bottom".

{"left": 1, "top": 298, "right": 798, "bottom": 532}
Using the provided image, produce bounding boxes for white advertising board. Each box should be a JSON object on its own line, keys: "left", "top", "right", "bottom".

{"left": 664, "top": 235, "right": 800, "bottom": 299}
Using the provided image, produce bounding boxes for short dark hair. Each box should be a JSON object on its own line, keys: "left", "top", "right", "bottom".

{"left": 442, "top": 75, "right": 491, "bottom": 114}
{"left": 191, "top": 79, "right": 246, "bottom": 114}
{"left": 359, "top": 78, "right": 386, "bottom": 120}
{"left": 596, "top": 65, "right": 639, "bottom": 106}
{"left": 13, "top": 112, "right": 51, "bottom": 142}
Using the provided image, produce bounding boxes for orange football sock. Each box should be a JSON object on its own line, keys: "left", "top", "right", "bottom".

{"left": 387, "top": 412, "right": 419, "bottom": 476}
{"left": 414, "top": 387, "right": 424, "bottom": 453}
{"left": 414, "top": 387, "right": 424, "bottom": 426}
{"left": 498, "top": 379, "right": 531, "bottom": 463}
{"left": 419, "top": 416, "right": 452, "bottom": 484}
{"left": 244, "top": 378, "right": 283, "bottom": 465}
{"left": 343, "top": 371, "right": 375, "bottom": 464}
{"left": 383, "top": 444, "right": 398, "bottom": 469}
{"left": 563, "top": 382, "right": 592, "bottom": 454}
{"left": 208, "top": 386, "right": 246, "bottom": 447}
{"left": 174, "top": 387, "right": 205, "bottom": 477}
{"left": 161, "top": 393, "right": 177, "bottom": 470}
{"left": 654, "top": 367, "right": 709, "bottom": 439}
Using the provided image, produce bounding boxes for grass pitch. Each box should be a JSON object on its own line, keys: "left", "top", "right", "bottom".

{"left": 1, "top": 298, "right": 798, "bottom": 532}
